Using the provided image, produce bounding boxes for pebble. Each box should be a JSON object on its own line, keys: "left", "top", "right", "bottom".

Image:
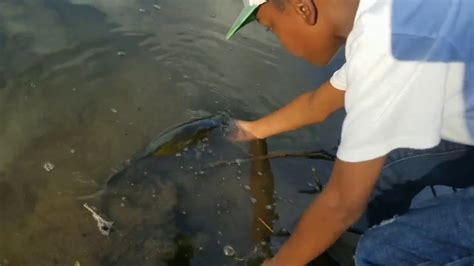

{"left": 223, "top": 245, "right": 235, "bottom": 257}
{"left": 43, "top": 162, "right": 55, "bottom": 172}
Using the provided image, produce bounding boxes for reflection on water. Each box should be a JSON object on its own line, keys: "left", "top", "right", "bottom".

{"left": 0, "top": 0, "right": 344, "bottom": 265}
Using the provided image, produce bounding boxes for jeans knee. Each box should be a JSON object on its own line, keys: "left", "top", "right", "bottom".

{"left": 354, "top": 231, "right": 377, "bottom": 265}
{"left": 354, "top": 221, "right": 397, "bottom": 265}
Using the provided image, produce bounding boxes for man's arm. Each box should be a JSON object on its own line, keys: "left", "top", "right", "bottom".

{"left": 268, "top": 156, "right": 386, "bottom": 265}
{"left": 238, "top": 81, "right": 344, "bottom": 139}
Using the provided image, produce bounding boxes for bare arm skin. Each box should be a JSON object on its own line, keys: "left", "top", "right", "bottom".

{"left": 238, "top": 81, "right": 344, "bottom": 140}
{"left": 267, "top": 156, "right": 386, "bottom": 265}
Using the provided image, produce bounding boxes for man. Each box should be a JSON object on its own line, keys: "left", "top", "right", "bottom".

{"left": 226, "top": 0, "right": 474, "bottom": 265}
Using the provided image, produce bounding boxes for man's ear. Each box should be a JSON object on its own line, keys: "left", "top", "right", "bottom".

{"left": 290, "top": 0, "right": 317, "bottom": 25}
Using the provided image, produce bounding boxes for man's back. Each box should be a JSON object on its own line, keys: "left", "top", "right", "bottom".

{"left": 331, "top": 0, "right": 474, "bottom": 162}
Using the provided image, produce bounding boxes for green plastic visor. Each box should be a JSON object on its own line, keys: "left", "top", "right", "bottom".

{"left": 226, "top": 4, "right": 260, "bottom": 40}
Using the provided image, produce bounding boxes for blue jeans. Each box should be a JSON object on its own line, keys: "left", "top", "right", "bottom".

{"left": 351, "top": 140, "right": 474, "bottom": 265}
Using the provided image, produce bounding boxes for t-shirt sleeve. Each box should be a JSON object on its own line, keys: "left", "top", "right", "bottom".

{"left": 330, "top": 63, "right": 347, "bottom": 91}
{"left": 336, "top": 31, "right": 448, "bottom": 162}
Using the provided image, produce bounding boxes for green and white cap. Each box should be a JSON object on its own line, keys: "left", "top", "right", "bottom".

{"left": 226, "top": 0, "right": 267, "bottom": 40}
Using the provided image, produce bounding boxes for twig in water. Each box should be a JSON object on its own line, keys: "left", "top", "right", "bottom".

{"left": 257, "top": 217, "right": 274, "bottom": 233}
{"left": 83, "top": 203, "right": 114, "bottom": 236}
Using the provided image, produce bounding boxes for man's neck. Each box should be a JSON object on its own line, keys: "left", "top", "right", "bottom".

{"left": 324, "top": 0, "right": 360, "bottom": 40}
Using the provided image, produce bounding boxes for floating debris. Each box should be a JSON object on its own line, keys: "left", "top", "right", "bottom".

{"left": 257, "top": 217, "right": 274, "bottom": 233}
{"left": 139, "top": 8, "right": 146, "bottom": 13}
{"left": 117, "top": 51, "right": 127, "bottom": 56}
{"left": 210, "top": 13, "right": 217, "bottom": 18}
{"left": 175, "top": 153, "right": 182, "bottom": 157}
{"left": 83, "top": 203, "right": 114, "bottom": 236}
{"left": 181, "top": 210, "right": 187, "bottom": 215}
{"left": 70, "top": 148, "right": 76, "bottom": 154}
{"left": 110, "top": 108, "right": 118, "bottom": 113}
{"left": 43, "top": 162, "right": 55, "bottom": 172}
{"left": 153, "top": 4, "right": 161, "bottom": 10}
{"left": 244, "top": 185, "right": 251, "bottom": 191}
{"left": 257, "top": 171, "right": 263, "bottom": 176}
{"left": 265, "top": 205, "right": 273, "bottom": 210}
{"left": 223, "top": 245, "right": 235, "bottom": 257}
{"left": 250, "top": 197, "right": 257, "bottom": 204}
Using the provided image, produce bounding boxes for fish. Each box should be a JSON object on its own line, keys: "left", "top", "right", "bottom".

{"left": 83, "top": 114, "right": 338, "bottom": 266}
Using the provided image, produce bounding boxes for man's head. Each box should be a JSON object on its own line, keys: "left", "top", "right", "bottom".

{"left": 227, "top": 0, "right": 345, "bottom": 66}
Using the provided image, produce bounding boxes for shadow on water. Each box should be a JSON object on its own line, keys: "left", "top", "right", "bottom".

{"left": 0, "top": 0, "right": 346, "bottom": 265}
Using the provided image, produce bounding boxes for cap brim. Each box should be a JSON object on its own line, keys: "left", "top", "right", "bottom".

{"left": 226, "top": 5, "right": 260, "bottom": 40}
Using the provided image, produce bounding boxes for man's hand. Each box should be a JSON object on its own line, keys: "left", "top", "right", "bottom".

{"left": 229, "top": 120, "right": 262, "bottom": 141}
{"left": 273, "top": 156, "right": 386, "bottom": 265}
{"left": 230, "top": 81, "right": 345, "bottom": 141}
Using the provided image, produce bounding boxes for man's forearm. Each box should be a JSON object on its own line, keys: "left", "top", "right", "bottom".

{"left": 273, "top": 157, "right": 386, "bottom": 265}
{"left": 275, "top": 186, "right": 364, "bottom": 265}
{"left": 249, "top": 81, "right": 344, "bottom": 139}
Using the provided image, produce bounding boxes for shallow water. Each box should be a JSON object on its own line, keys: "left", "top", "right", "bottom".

{"left": 0, "top": 0, "right": 345, "bottom": 265}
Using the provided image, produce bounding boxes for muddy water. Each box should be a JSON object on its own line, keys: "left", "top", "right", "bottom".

{"left": 0, "top": 0, "right": 345, "bottom": 265}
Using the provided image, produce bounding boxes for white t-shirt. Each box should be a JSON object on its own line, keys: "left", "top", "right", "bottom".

{"left": 330, "top": 0, "right": 474, "bottom": 162}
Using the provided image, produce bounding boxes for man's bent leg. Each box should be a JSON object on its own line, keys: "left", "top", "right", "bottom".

{"left": 355, "top": 187, "right": 474, "bottom": 266}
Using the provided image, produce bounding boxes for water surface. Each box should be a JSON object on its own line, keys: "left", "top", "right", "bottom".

{"left": 0, "top": 0, "right": 345, "bottom": 265}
